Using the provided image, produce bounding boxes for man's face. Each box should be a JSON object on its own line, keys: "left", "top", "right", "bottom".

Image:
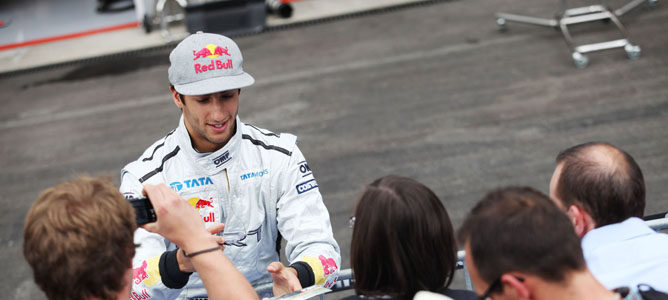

{"left": 172, "top": 88, "right": 239, "bottom": 153}
{"left": 548, "top": 162, "right": 566, "bottom": 210}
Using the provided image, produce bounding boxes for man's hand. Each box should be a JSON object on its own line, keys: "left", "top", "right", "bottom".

{"left": 176, "top": 224, "right": 226, "bottom": 273}
{"left": 267, "top": 262, "right": 302, "bottom": 297}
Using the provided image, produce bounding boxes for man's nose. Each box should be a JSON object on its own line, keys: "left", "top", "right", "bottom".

{"left": 210, "top": 97, "right": 227, "bottom": 121}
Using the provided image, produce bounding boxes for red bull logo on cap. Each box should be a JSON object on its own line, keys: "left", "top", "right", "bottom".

{"left": 193, "top": 44, "right": 231, "bottom": 60}
{"left": 188, "top": 197, "right": 216, "bottom": 222}
{"left": 193, "top": 44, "right": 234, "bottom": 74}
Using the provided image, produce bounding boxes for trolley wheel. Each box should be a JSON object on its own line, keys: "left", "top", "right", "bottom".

{"left": 143, "top": 14, "right": 152, "bottom": 33}
{"left": 496, "top": 17, "right": 507, "bottom": 31}
{"left": 624, "top": 44, "right": 641, "bottom": 60}
{"left": 572, "top": 52, "right": 589, "bottom": 68}
{"left": 646, "top": 0, "right": 658, "bottom": 8}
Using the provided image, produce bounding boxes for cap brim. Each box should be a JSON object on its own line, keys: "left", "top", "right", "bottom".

{"left": 174, "top": 72, "right": 255, "bottom": 95}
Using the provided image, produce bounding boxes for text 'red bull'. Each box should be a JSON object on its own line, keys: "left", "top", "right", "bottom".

{"left": 194, "top": 59, "right": 233, "bottom": 74}
{"left": 130, "top": 289, "right": 151, "bottom": 300}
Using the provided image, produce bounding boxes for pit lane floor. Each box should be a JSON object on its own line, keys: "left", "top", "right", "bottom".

{"left": 2, "top": 0, "right": 668, "bottom": 299}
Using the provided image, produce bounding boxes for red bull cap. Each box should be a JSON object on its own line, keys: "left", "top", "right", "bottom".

{"left": 168, "top": 31, "right": 255, "bottom": 95}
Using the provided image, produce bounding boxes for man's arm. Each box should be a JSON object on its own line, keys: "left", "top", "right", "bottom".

{"left": 271, "top": 145, "right": 341, "bottom": 294}
{"left": 142, "top": 184, "right": 258, "bottom": 300}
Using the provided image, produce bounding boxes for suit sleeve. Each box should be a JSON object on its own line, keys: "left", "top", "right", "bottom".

{"left": 275, "top": 145, "right": 341, "bottom": 289}
{"left": 121, "top": 169, "right": 190, "bottom": 300}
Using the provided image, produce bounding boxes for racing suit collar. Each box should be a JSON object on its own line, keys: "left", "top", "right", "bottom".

{"left": 176, "top": 114, "right": 240, "bottom": 174}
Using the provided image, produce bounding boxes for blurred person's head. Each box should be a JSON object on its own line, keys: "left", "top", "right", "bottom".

{"left": 350, "top": 175, "right": 457, "bottom": 300}
{"left": 459, "top": 187, "right": 597, "bottom": 300}
{"left": 23, "top": 176, "right": 136, "bottom": 300}
{"left": 549, "top": 142, "right": 645, "bottom": 238}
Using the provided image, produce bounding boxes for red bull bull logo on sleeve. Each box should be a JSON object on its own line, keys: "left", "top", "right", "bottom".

{"left": 318, "top": 255, "right": 338, "bottom": 276}
{"left": 301, "top": 255, "right": 339, "bottom": 287}
{"left": 193, "top": 44, "right": 233, "bottom": 74}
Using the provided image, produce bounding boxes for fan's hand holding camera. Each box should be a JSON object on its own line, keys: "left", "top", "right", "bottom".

{"left": 130, "top": 184, "right": 225, "bottom": 256}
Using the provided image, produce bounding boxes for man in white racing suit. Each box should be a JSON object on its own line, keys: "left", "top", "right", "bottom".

{"left": 120, "top": 32, "right": 340, "bottom": 300}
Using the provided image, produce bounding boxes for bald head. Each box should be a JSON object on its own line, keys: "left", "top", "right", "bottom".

{"left": 550, "top": 142, "right": 645, "bottom": 227}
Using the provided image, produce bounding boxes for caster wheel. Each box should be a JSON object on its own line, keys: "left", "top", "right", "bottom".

{"left": 646, "top": 0, "right": 658, "bottom": 8}
{"left": 572, "top": 52, "right": 589, "bottom": 68}
{"left": 624, "top": 44, "right": 641, "bottom": 60}
{"left": 496, "top": 17, "right": 507, "bottom": 31}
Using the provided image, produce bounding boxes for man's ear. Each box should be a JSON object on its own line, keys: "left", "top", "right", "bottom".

{"left": 170, "top": 86, "right": 183, "bottom": 109}
{"left": 500, "top": 274, "right": 530, "bottom": 300}
{"left": 566, "top": 205, "right": 596, "bottom": 238}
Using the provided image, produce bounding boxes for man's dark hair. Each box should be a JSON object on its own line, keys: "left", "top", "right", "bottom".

{"left": 555, "top": 142, "right": 645, "bottom": 227}
{"left": 458, "top": 186, "right": 585, "bottom": 285}
{"left": 351, "top": 175, "right": 457, "bottom": 300}
{"left": 169, "top": 85, "right": 241, "bottom": 105}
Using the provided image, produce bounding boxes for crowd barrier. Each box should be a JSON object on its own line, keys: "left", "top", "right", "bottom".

{"left": 253, "top": 216, "right": 668, "bottom": 299}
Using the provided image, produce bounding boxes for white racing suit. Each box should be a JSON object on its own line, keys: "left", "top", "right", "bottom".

{"left": 120, "top": 115, "right": 341, "bottom": 300}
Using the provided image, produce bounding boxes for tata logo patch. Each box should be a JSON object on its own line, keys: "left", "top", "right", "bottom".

{"left": 240, "top": 169, "right": 268, "bottom": 181}
{"left": 169, "top": 177, "right": 214, "bottom": 191}
{"left": 212, "top": 151, "right": 231, "bottom": 167}
{"left": 296, "top": 179, "right": 318, "bottom": 194}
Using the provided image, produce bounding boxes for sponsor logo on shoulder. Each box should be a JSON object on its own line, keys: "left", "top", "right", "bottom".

{"left": 298, "top": 161, "right": 312, "bottom": 177}
{"left": 296, "top": 179, "right": 318, "bottom": 194}
{"left": 212, "top": 150, "right": 231, "bottom": 167}
{"left": 240, "top": 169, "right": 268, "bottom": 181}
{"left": 169, "top": 177, "right": 214, "bottom": 191}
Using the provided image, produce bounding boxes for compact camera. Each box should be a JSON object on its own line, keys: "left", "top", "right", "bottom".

{"left": 129, "top": 197, "right": 157, "bottom": 225}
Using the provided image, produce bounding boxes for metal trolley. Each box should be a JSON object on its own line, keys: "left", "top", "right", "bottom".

{"left": 495, "top": 0, "right": 658, "bottom": 68}
{"left": 135, "top": 0, "right": 187, "bottom": 39}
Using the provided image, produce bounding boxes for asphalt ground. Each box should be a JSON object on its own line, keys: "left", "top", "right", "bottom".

{"left": 2, "top": 0, "right": 668, "bottom": 299}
